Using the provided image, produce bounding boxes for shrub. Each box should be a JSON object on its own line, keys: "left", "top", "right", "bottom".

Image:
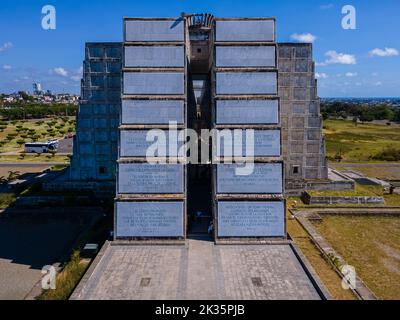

{"left": 372, "top": 147, "right": 400, "bottom": 162}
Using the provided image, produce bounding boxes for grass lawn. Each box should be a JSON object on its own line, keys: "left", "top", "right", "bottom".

{"left": 313, "top": 215, "right": 400, "bottom": 300}
{"left": 286, "top": 198, "right": 356, "bottom": 300}
{"left": 307, "top": 184, "right": 383, "bottom": 197}
{"left": 323, "top": 120, "right": 400, "bottom": 163}
{"left": 0, "top": 117, "right": 75, "bottom": 153}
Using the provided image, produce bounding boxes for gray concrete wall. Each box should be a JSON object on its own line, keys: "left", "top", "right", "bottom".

{"left": 215, "top": 20, "right": 275, "bottom": 42}
{"left": 116, "top": 202, "right": 184, "bottom": 237}
{"left": 216, "top": 72, "right": 277, "bottom": 95}
{"left": 216, "top": 163, "right": 283, "bottom": 194}
{"left": 217, "top": 130, "right": 281, "bottom": 157}
{"left": 278, "top": 43, "right": 328, "bottom": 190}
{"left": 69, "top": 42, "right": 122, "bottom": 181}
{"left": 124, "top": 46, "right": 185, "bottom": 67}
{"left": 123, "top": 72, "right": 184, "bottom": 95}
{"left": 125, "top": 20, "right": 184, "bottom": 42}
{"left": 121, "top": 100, "right": 185, "bottom": 124}
{"left": 216, "top": 46, "right": 276, "bottom": 67}
{"left": 120, "top": 130, "right": 184, "bottom": 157}
{"left": 216, "top": 100, "right": 279, "bottom": 124}
{"left": 118, "top": 163, "right": 184, "bottom": 194}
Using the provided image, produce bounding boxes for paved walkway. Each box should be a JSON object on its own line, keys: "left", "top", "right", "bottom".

{"left": 71, "top": 240, "right": 323, "bottom": 300}
{"left": 0, "top": 207, "right": 102, "bottom": 300}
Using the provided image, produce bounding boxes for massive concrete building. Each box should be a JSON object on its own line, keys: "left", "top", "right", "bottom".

{"left": 278, "top": 43, "right": 328, "bottom": 192}
{"left": 70, "top": 24, "right": 327, "bottom": 191}
{"left": 70, "top": 43, "right": 122, "bottom": 182}
{"left": 68, "top": 14, "right": 328, "bottom": 239}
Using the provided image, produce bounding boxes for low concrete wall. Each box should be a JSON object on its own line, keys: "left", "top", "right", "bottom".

{"left": 285, "top": 179, "right": 355, "bottom": 196}
{"left": 302, "top": 191, "right": 385, "bottom": 205}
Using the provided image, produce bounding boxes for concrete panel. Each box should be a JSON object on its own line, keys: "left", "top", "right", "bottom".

{"left": 125, "top": 20, "right": 184, "bottom": 42}
{"left": 217, "top": 163, "right": 283, "bottom": 194}
{"left": 216, "top": 46, "right": 275, "bottom": 67}
{"left": 217, "top": 130, "right": 281, "bottom": 157}
{"left": 123, "top": 72, "right": 184, "bottom": 95}
{"left": 118, "top": 163, "right": 184, "bottom": 194}
{"left": 116, "top": 202, "right": 184, "bottom": 238}
{"left": 124, "top": 46, "right": 185, "bottom": 67}
{"left": 122, "top": 100, "right": 184, "bottom": 124}
{"left": 216, "top": 100, "right": 279, "bottom": 124}
{"left": 120, "top": 130, "right": 184, "bottom": 157}
{"left": 216, "top": 72, "right": 277, "bottom": 95}
{"left": 217, "top": 201, "right": 285, "bottom": 237}
{"left": 215, "top": 20, "right": 275, "bottom": 42}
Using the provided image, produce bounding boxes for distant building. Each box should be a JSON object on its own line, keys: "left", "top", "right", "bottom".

{"left": 33, "top": 82, "right": 42, "bottom": 95}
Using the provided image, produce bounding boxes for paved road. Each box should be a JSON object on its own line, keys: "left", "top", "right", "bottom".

{"left": 0, "top": 162, "right": 68, "bottom": 167}
{"left": 0, "top": 138, "right": 73, "bottom": 156}
{"left": 0, "top": 207, "right": 101, "bottom": 300}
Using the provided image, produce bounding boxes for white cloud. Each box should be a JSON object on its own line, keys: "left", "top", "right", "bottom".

{"left": 345, "top": 72, "right": 358, "bottom": 77}
{"left": 316, "top": 72, "right": 328, "bottom": 79}
{"left": 53, "top": 67, "right": 69, "bottom": 77}
{"left": 318, "top": 50, "right": 357, "bottom": 66}
{"left": 369, "top": 47, "right": 399, "bottom": 57}
{"left": 290, "top": 33, "right": 317, "bottom": 43}
{"left": 320, "top": 3, "right": 334, "bottom": 10}
{"left": 70, "top": 66, "right": 83, "bottom": 81}
{"left": 371, "top": 72, "right": 379, "bottom": 76}
{"left": 70, "top": 75, "right": 81, "bottom": 82}
{"left": 375, "top": 81, "right": 382, "bottom": 86}
{"left": 0, "top": 42, "right": 13, "bottom": 52}
{"left": 2, "top": 65, "right": 12, "bottom": 70}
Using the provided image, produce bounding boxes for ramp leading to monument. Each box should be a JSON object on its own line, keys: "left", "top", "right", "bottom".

{"left": 70, "top": 241, "right": 329, "bottom": 300}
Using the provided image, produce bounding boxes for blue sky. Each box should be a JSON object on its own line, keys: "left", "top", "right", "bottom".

{"left": 0, "top": 0, "right": 399, "bottom": 97}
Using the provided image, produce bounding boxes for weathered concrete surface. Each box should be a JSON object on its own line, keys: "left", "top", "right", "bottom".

{"left": 0, "top": 207, "right": 102, "bottom": 300}
{"left": 71, "top": 241, "right": 324, "bottom": 300}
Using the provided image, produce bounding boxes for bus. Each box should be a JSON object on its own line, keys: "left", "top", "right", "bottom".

{"left": 24, "top": 140, "right": 58, "bottom": 154}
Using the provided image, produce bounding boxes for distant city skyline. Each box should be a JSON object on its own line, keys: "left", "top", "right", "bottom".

{"left": 0, "top": 0, "right": 399, "bottom": 97}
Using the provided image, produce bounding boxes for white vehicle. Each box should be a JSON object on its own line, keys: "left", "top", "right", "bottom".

{"left": 24, "top": 141, "right": 58, "bottom": 154}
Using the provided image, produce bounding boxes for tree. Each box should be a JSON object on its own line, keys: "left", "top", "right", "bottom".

{"left": 359, "top": 110, "right": 374, "bottom": 123}
{"left": 16, "top": 139, "right": 25, "bottom": 147}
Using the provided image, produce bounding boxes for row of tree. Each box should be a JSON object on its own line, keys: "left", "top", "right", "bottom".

{"left": 0, "top": 104, "right": 77, "bottom": 120}
{"left": 321, "top": 103, "right": 400, "bottom": 122}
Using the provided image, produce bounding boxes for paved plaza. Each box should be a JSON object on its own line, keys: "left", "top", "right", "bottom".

{"left": 71, "top": 240, "right": 324, "bottom": 300}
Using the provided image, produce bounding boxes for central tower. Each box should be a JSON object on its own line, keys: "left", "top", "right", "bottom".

{"left": 115, "top": 14, "right": 285, "bottom": 241}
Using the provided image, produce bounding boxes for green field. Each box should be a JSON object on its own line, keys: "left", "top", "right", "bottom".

{"left": 323, "top": 120, "right": 400, "bottom": 163}
{"left": 0, "top": 117, "right": 75, "bottom": 154}
{"left": 313, "top": 215, "right": 400, "bottom": 300}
